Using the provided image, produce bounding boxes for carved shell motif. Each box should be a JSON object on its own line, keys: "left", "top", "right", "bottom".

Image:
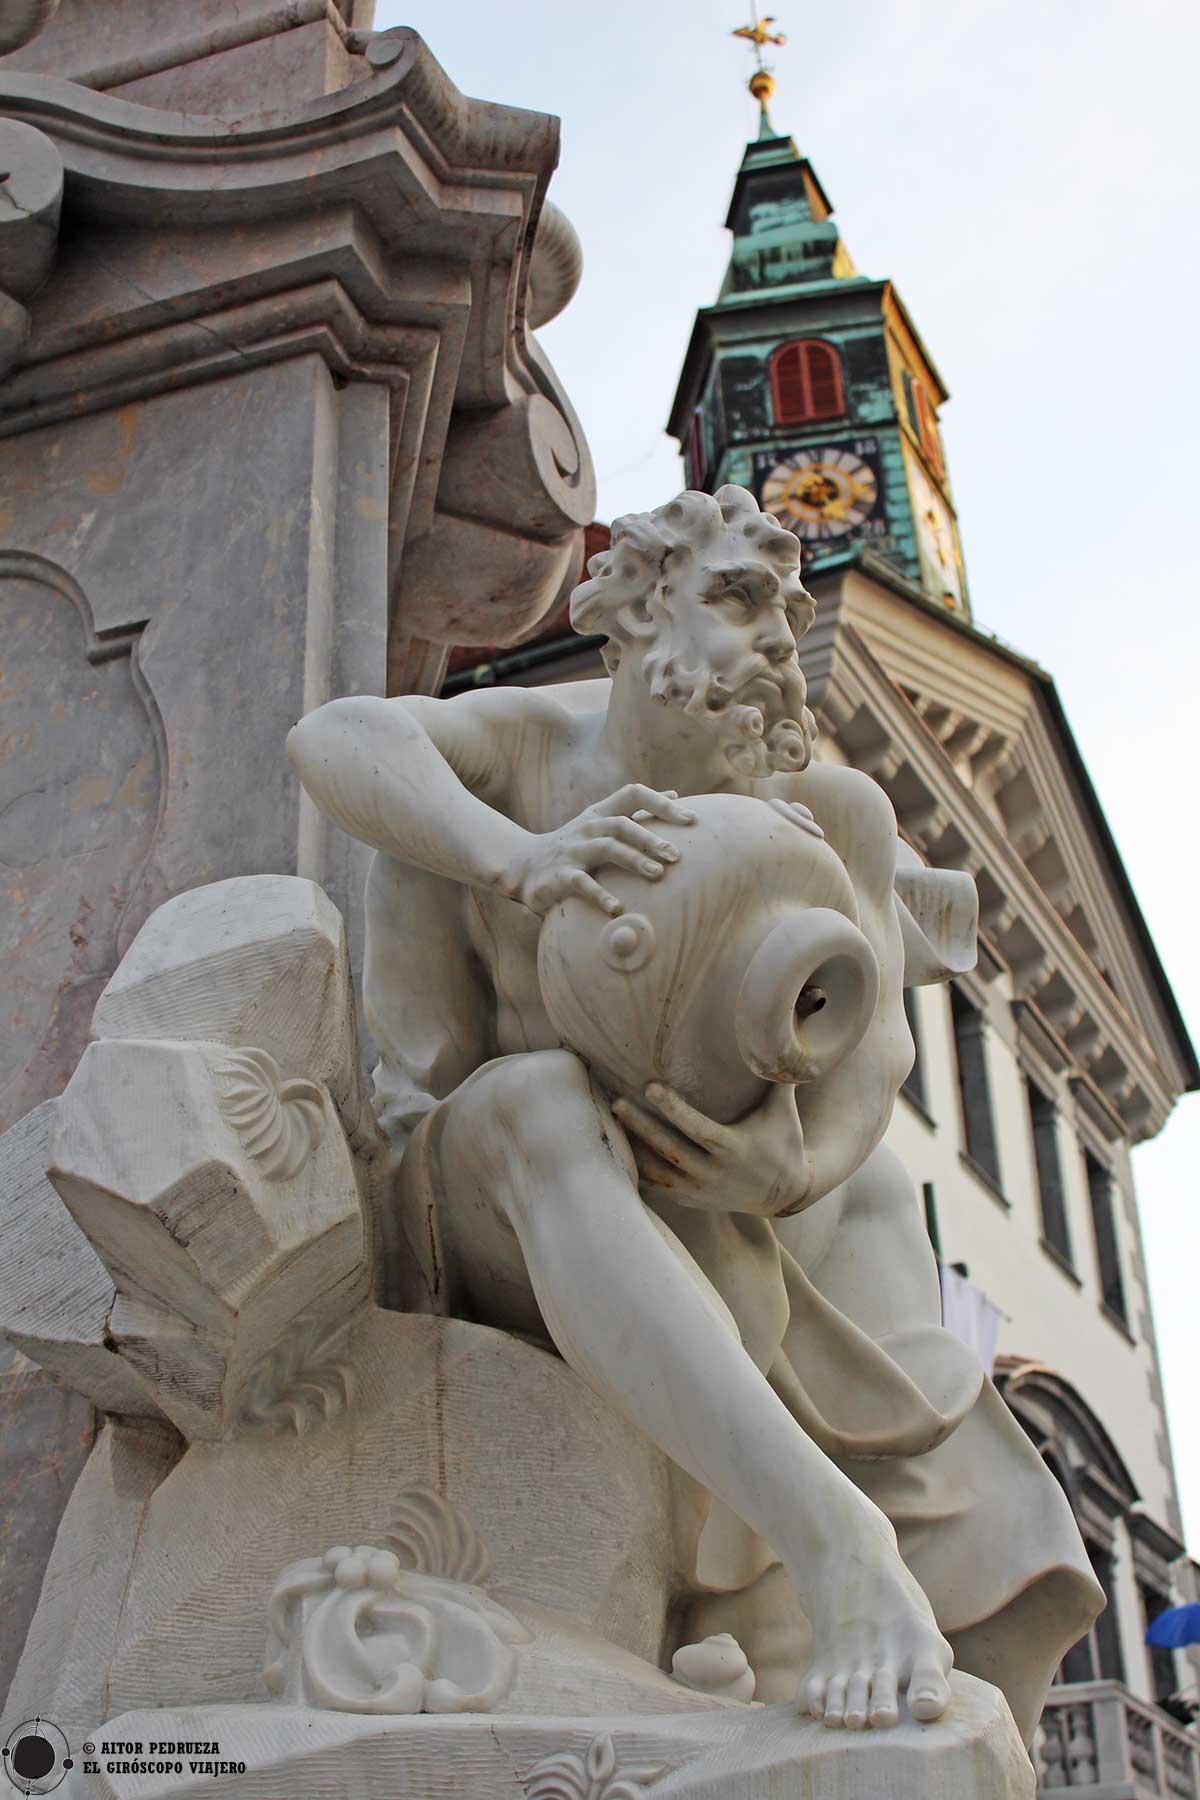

{"left": 384, "top": 1486, "right": 494, "bottom": 1585}
{"left": 524, "top": 1733, "right": 669, "bottom": 1800}
{"left": 234, "top": 1312, "right": 355, "bottom": 1438}
{"left": 216, "top": 1047, "right": 324, "bottom": 1180}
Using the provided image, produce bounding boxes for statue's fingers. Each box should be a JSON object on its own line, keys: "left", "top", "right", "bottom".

{"left": 603, "top": 783, "right": 696, "bottom": 825}
{"left": 588, "top": 816, "right": 680, "bottom": 863}
{"left": 583, "top": 836, "right": 667, "bottom": 879}
{"left": 611, "top": 1098, "right": 707, "bottom": 1178}
{"left": 629, "top": 1143, "right": 692, "bottom": 1191}
{"left": 564, "top": 869, "right": 623, "bottom": 916}
{"left": 762, "top": 1078, "right": 804, "bottom": 1129}
{"left": 643, "top": 1083, "right": 730, "bottom": 1153}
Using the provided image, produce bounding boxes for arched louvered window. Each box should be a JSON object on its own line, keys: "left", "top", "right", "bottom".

{"left": 770, "top": 339, "right": 845, "bottom": 426}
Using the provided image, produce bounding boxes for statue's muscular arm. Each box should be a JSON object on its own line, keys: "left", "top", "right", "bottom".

{"left": 287, "top": 689, "right": 547, "bottom": 896}
{"left": 288, "top": 688, "right": 695, "bottom": 917}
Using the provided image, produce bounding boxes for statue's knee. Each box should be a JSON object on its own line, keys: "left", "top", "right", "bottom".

{"left": 441, "top": 1051, "right": 597, "bottom": 1222}
{"left": 532, "top": 1047, "right": 593, "bottom": 1100}
{"left": 463, "top": 1049, "right": 591, "bottom": 1136}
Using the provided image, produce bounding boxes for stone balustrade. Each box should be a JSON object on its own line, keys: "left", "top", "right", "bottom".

{"left": 1038, "top": 1681, "right": 1200, "bottom": 1798}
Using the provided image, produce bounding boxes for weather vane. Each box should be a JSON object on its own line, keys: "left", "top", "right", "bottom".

{"left": 731, "top": 12, "right": 787, "bottom": 136}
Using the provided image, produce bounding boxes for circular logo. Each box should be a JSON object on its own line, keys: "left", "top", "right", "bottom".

{"left": 2, "top": 1720, "right": 73, "bottom": 1794}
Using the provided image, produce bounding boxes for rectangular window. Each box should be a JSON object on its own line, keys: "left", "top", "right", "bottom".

{"left": 950, "top": 987, "right": 1002, "bottom": 1191}
{"left": 1140, "top": 1584, "right": 1178, "bottom": 1706}
{"left": 902, "top": 369, "right": 921, "bottom": 437}
{"left": 685, "top": 408, "right": 707, "bottom": 489}
{"left": 901, "top": 988, "right": 927, "bottom": 1113}
{"left": 1085, "top": 1149, "right": 1128, "bottom": 1326}
{"left": 1059, "top": 1544, "right": 1126, "bottom": 1683}
{"left": 1028, "top": 1081, "right": 1072, "bottom": 1265}
{"left": 1059, "top": 1629, "right": 1095, "bottom": 1684}
{"left": 1089, "top": 1544, "right": 1125, "bottom": 1683}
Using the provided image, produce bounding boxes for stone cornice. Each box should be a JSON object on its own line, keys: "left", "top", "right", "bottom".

{"left": 1012, "top": 998, "right": 1074, "bottom": 1080}
{"left": 1127, "top": 1506, "right": 1186, "bottom": 1571}
{"left": 0, "top": 32, "right": 554, "bottom": 199}
{"left": 0, "top": 36, "right": 596, "bottom": 690}
{"left": 1070, "top": 1073, "right": 1129, "bottom": 1149}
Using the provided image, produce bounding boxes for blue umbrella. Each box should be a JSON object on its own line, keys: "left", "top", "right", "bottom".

{"left": 1146, "top": 1603, "right": 1200, "bottom": 1649}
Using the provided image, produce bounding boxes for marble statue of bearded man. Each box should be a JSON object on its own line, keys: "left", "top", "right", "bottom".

{"left": 289, "top": 484, "right": 1102, "bottom": 1740}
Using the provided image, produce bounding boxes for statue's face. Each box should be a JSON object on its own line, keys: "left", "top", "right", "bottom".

{"left": 639, "top": 546, "right": 814, "bottom": 776}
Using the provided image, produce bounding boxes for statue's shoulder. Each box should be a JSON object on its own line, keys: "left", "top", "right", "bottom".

{"left": 776, "top": 762, "right": 899, "bottom": 837}
{"left": 416, "top": 677, "right": 608, "bottom": 736}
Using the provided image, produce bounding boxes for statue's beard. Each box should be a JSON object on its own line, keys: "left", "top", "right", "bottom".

{"left": 640, "top": 643, "right": 815, "bottom": 778}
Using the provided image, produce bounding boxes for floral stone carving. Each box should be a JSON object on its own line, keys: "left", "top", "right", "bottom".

{"left": 383, "top": 1483, "right": 495, "bottom": 1585}
{"left": 524, "top": 1732, "right": 669, "bottom": 1800}
{"left": 263, "top": 1488, "right": 529, "bottom": 1714}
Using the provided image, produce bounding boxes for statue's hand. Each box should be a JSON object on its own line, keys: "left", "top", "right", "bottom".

{"left": 612, "top": 1080, "right": 811, "bottom": 1216}
{"left": 501, "top": 784, "right": 695, "bottom": 917}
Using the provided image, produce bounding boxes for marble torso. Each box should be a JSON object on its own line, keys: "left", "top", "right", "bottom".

{"left": 463, "top": 882, "right": 559, "bottom": 1058}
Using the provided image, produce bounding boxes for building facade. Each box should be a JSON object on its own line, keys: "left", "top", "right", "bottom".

{"left": 449, "top": 116, "right": 1200, "bottom": 1797}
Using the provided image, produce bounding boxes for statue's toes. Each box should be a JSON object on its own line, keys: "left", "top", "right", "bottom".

{"left": 906, "top": 1655, "right": 953, "bottom": 1722}
{"left": 868, "top": 1664, "right": 900, "bottom": 1728}
{"left": 842, "top": 1669, "right": 871, "bottom": 1730}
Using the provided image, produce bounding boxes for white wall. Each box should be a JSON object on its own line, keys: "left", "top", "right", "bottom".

{"left": 887, "top": 971, "right": 1186, "bottom": 1705}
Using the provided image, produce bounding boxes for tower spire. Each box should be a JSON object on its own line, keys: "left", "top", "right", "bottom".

{"left": 731, "top": 12, "right": 788, "bottom": 138}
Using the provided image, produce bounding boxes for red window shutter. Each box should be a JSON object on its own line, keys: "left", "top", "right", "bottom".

{"left": 771, "top": 340, "right": 844, "bottom": 425}
{"left": 804, "top": 343, "right": 843, "bottom": 419}
{"left": 773, "top": 344, "right": 808, "bottom": 423}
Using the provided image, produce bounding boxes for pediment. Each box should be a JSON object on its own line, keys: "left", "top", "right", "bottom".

{"left": 799, "top": 558, "right": 1196, "bottom": 1136}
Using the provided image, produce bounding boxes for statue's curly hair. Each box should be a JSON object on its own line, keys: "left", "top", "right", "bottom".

{"left": 569, "top": 485, "right": 815, "bottom": 672}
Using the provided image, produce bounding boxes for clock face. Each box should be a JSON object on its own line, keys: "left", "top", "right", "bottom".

{"left": 758, "top": 444, "right": 879, "bottom": 541}
{"left": 909, "top": 458, "right": 964, "bottom": 608}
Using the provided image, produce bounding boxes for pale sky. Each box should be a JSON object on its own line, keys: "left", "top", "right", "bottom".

{"left": 379, "top": 0, "right": 1200, "bottom": 1551}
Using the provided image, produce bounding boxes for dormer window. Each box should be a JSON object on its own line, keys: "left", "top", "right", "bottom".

{"left": 770, "top": 339, "right": 845, "bottom": 426}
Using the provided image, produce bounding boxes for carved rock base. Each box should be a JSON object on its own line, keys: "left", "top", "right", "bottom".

{"left": 8, "top": 1307, "right": 677, "bottom": 1744}
{"left": 68, "top": 1676, "right": 1032, "bottom": 1797}
{"left": 16, "top": 1303, "right": 1032, "bottom": 1798}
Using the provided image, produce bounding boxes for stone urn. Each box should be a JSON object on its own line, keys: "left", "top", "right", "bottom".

{"left": 537, "top": 792, "right": 880, "bottom": 1123}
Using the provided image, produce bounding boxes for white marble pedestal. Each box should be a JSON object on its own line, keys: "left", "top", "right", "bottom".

{"left": 67, "top": 1676, "right": 1032, "bottom": 1798}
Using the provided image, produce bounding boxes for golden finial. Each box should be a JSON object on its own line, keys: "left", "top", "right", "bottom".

{"left": 731, "top": 13, "right": 787, "bottom": 135}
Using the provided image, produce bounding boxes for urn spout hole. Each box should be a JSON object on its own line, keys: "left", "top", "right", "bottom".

{"left": 736, "top": 909, "right": 880, "bottom": 1085}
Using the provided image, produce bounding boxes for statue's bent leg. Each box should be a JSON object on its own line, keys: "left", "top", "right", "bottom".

{"left": 434, "top": 1049, "right": 954, "bottom": 1729}
{"left": 837, "top": 1378, "right": 1105, "bottom": 1746}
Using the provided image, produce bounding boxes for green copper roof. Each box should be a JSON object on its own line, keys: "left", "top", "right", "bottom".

{"left": 719, "top": 129, "right": 853, "bottom": 303}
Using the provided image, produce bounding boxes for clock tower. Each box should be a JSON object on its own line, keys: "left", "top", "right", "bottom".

{"left": 668, "top": 102, "right": 969, "bottom": 614}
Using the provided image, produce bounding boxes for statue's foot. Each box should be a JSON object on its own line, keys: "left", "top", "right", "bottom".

{"left": 793, "top": 1525, "right": 953, "bottom": 1731}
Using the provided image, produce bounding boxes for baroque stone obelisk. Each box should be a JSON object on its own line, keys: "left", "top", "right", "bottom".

{"left": 0, "top": 0, "right": 594, "bottom": 1695}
